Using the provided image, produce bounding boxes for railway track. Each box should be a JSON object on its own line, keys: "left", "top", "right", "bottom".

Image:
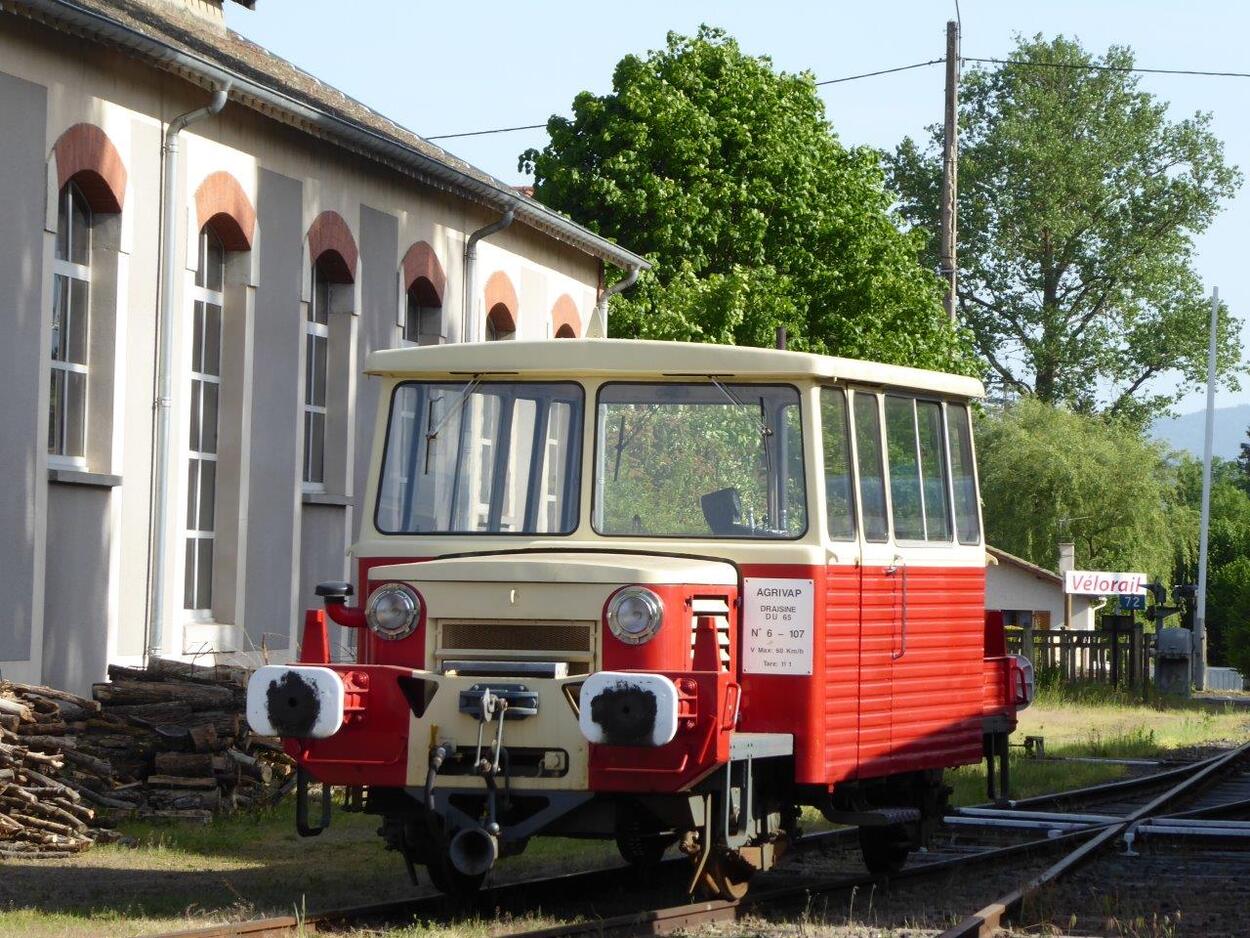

{"left": 148, "top": 746, "right": 1250, "bottom": 938}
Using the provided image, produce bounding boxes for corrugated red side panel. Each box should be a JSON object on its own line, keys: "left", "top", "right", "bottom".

{"left": 823, "top": 565, "right": 860, "bottom": 783}
{"left": 877, "top": 565, "right": 985, "bottom": 776}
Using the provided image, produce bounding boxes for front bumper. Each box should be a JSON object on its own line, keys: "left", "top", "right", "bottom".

{"left": 246, "top": 663, "right": 736, "bottom": 793}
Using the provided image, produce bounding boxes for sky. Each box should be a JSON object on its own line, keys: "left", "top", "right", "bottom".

{"left": 228, "top": 1, "right": 1249, "bottom": 414}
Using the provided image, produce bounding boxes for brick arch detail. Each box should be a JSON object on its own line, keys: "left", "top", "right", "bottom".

{"left": 53, "top": 123, "right": 127, "bottom": 214}
{"left": 551, "top": 294, "right": 581, "bottom": 338}
{"left": 484, "top": 270, "right": 518, "bottom": 319}
{"left": 307, "top": 210, "right": 358, "bottom": 283}
{"left": 402, "top": 241, "right": 446, "bottom": 305}
{"left": 194, "top": 171, "right": 256, "bottom": 252}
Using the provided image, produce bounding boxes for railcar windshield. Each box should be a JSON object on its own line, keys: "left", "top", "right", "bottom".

{"left": 594, "top": 382, "right": 807, "bottom": 539}
{"left": 375, "top": 381, "right": 583, "bottom": 535}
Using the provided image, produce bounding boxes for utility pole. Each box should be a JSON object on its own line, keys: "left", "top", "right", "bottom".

{"left": 1195, "top": 287, "right": 1220, "bottom": 691}
{"left": 939, "top": 19, "right": 960, "bottom": 323}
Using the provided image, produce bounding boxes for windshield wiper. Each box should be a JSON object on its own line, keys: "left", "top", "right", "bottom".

{"left": 424, "top": 376, "right": 481, "bottom": 474}
{"left": 708, "top": 377, "right": 773, "bottom": 439}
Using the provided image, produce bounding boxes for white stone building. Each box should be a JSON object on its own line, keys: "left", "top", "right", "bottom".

{"left": 985, "top": 546, "right": 1097, "bottom": 632}
{"left": 0, "top": 0, "right": 646, "bottom": 691}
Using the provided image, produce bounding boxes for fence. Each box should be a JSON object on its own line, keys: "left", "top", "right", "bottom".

{"left": 1206, "top": 667, "right": 1245, "bottom": 692}
{"left": 1005, "top": 625, "right": 1152, "bottom": 688}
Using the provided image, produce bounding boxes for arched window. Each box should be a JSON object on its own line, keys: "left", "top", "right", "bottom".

{"left": 405, "top": 277, "right": 443, "bottom": 346}
{"left": 185, "top": 225, "right": 226, "bottom": 614}
{"left": 486, "top": 304, "right": 515, "bottom": 342}
{"left": 48, "top": 181, "right": 92, "bottom": 460}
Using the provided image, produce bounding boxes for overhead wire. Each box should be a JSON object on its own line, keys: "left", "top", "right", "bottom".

{"left": 425, "top": 53, "right": 1250, "bottom": 142}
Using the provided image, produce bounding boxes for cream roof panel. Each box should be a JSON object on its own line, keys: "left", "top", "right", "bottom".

{"left": 366, "top": 340, "right": 985, "bottom": 398}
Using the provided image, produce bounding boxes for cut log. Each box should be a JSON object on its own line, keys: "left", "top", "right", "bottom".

{"left": 92, "top": 680, "right": 234, "bottom": 710}
{"left": 146, "top": 788, "right": 221, "bottom": 811}
{"left": 15, "top": 721, "right": 67, "bottom": 737}
{"left": 146, "top": 774, "right": 218, "bottom": 790}
{"left": 0, "top": 698, "right": 32, "bottom": 722}
{"left": 188, "top": 724, "right": 219, "bottom": 753}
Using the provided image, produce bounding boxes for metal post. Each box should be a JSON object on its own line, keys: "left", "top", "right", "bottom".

{"left": 1195, "top": 287, "right": 1219, "bottom": 692}
{"left": 939, "top": 20, "right": 959, "bottom": 323}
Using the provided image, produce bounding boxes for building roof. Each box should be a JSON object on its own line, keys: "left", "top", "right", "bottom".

{"left": 4, "top": 0, "right": 650, "bottom": 272}
{"left": 986, "top": 546, "right": 1062, "bottom": 585}
{"left": 366, "top": 339, "right": 987, "bottom": 398}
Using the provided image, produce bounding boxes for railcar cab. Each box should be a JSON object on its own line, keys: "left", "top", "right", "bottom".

{"left": 245, "top": 339, "right": 1031, "bottom": 898}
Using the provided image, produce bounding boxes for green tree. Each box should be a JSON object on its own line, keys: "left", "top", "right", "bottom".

{"left": 889, "top": 35, "right": 1243, "bottom": 424}
{"left": 977, "top": 399, "right": 1194, "bottom": 580}
{"left": 520, "top": 27, "right": 970, "bottom": 372}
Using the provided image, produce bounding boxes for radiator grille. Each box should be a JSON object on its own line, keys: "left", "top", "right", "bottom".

{"left": 439, "top": 621, "right": 593, "bottom": 654}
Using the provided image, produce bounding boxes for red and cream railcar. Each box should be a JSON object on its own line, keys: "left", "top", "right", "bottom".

{"left": 246, "top": 339, "right": 1031, "bottom": 897}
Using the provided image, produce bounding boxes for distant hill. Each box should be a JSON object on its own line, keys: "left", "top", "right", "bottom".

{"left": 1150, "top": 404, "right": 1250, "bottom": 460}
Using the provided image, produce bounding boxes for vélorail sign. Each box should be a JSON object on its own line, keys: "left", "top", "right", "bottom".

{"left": 1063, "top": 570, "right": 1148, "bottom": 596}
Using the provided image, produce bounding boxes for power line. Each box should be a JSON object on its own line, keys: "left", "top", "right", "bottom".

{"left": 425, "top": 54, "right": 1250, "bottom": 143}
{"left": 964, "top": 56, "right": 1250, "bottom": 80}
{"left": 426, "top": 59, "right": 944, "bottom": 140}
{"left": 428, "top": 123, "right": 546, "bottom": 141}
{"left": 814, "top": 58, "right": 942, "bottom": 85}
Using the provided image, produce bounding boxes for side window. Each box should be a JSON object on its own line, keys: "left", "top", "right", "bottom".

{"left": 884, "top": 396, "right": 924, "bottom": 540}
{"left": 947, "top": 404, "right": 982, "bottom": 544}
{"left": 303, "top": 263, "right": 330, "bottom": 487}
{"left": 405, "top": 277, "right": 444, "bottom": 345}
{"left": 820, "top": 388, "right": 855, "bottom": 540}
{"left": 49, "top": 182, "right": 92, "bottom": 461}
{"left": 885, "top": 395, "right": 954, "bottom": 543}
{"left": 852, "top": 392, "right": 888, "bottom": 543}
{"left": 916, "top": 400, "right": 953, "bottom": 541}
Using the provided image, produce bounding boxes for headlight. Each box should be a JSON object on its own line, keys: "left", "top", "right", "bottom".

{"left": 365, "top": 584, "right": 421, "bottom": 640}
{"left": 606, "top": 586, "right": 664, "bottom": 645}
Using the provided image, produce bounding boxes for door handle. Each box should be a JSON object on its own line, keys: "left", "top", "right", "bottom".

{"left": 888, "top": 556, "right": 908, "bottom": 660}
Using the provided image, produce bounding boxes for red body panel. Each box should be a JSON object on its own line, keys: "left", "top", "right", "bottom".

{"left": 284, "top": 663, "right": 414, "bottom": 787}
{"left": 297, "top": 554, "right": 997, "bottom": 795}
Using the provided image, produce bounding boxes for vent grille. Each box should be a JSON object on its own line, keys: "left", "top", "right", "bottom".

{"left": 691, "top": 596, "right": 733, "bottom": 671}
{"left": 439, "top": 621, "right": 592, "bottom": 654}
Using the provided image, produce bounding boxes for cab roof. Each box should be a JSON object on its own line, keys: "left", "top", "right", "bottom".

{"left": 366, "top": 339, "right": 985, "bottom": 399}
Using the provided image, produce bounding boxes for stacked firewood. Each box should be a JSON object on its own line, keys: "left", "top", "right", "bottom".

{"left": 87, "top": 659, "right": 296, "bottom": 820}
{"left": 0, "top": 683, "right": 119, "bottom": 858}
{"left": 0, "top": 659, "right": 296, "bottom": 856}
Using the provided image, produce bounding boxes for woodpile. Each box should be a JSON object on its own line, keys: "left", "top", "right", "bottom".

{"left": 0, "top": 658, "right": 296, "bottom": 856}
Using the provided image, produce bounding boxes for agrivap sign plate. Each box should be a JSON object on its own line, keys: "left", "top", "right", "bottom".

{"left": 742, "top": 578, "right": 814, "bottom": 675}
{"left": 1064, "top": 570, "right": 1148, "bottom": 596}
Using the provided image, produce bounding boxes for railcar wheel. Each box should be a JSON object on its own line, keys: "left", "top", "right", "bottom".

{"left": 697, "top": 850, "right": 754, "bottom": 901}
{"left": 616, "top": 831, "right": 673, "bottom": 867}
{"left": 858, "top": 825, "right": 910, "bottom": 875}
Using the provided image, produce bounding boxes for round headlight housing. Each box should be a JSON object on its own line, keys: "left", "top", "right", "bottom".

{"left": 365, "top": 584, "right": 421, "bottom": 641}
{"left": 606, "top": 586, "right": 664, "bottom": 645}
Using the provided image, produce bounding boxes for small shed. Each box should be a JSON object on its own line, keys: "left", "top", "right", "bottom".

{"left": 986, "top": 546, "right": 1097, "bottom": 631}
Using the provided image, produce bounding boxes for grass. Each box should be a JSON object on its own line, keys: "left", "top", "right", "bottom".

{"left": 947, "top": 677, "right": 1250, "bottom": 807}
{"left": 1, "top": 684, "right": 1246, "bottom": 937}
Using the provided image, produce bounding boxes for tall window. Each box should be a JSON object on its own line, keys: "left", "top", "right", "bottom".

{"left": 304, "top": 264, "right": 329, "bottom": 487}
{"left": 49, "top": 182, "right": 92, "bottom": 461}
{"left": 404, "top": 279, "right": 443, "bottom": 346}
{"left": 186, "top": 227, "right": 225, "bottom": 614}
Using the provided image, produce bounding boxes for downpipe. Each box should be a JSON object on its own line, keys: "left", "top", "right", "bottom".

{"left": 147, "top": 83, "right": 230, "bottom": 659}
{"left": 461, "top": 208, "right": 514, "bottom": 342}
{"left": 587, "top": 265, "right": 640, "bottom": 337}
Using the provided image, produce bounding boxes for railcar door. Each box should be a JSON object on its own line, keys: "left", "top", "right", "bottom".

{"left": 819, "top": 388, "right": 864, "bottom": 781}
{"left": 846, "top": 389, "right": 896, "bottom": 775}
{"left": 880, "top": 395, "right": 984, "bottom": 772}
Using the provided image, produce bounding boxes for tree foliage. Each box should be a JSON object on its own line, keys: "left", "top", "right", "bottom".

{"left": 976, "top": 399, "right": 1194, "bottom": 580}
{"left": 889, "top": 35, "right": 1243, "bottom": 424}
{"left": 520, "top": 27, "right": 970, "bottom": 372}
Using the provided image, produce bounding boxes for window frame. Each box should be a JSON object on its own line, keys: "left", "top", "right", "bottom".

{"left": 48, "top": 181, "right": 92, "bottom": 467}
{"left": 945, "top": 400, "right": 984, "bottom": 546}
{"left": 373, "top": 379, "right": 586, "bottom": 537}
{"left": 819, "top": 386, "right": 858, "bottom": 543}
{"left": 302, "top": 263, "right": 331, "bottom": 492}
{"left": 184, "top": 225, "right": 227, "bottom": 620}
{"left": 403, "top": 279, "right": 444, "bottom": 346}
{"left": 590, "top": 380, "right": 809, "bottom": 541}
